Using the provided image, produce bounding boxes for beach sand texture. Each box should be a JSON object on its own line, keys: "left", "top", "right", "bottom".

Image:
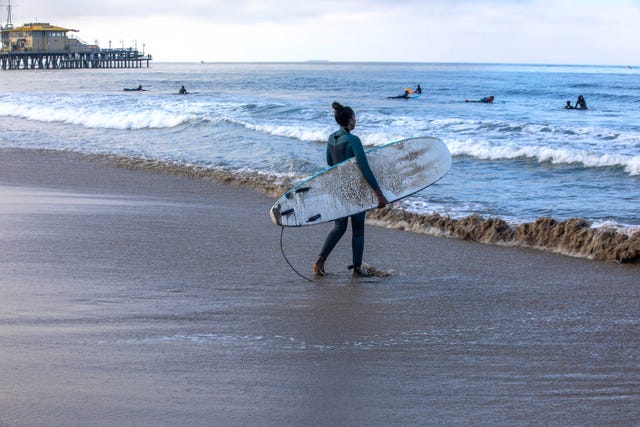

{"left": 1, "top": 149, "right": 639, "bottom": 426}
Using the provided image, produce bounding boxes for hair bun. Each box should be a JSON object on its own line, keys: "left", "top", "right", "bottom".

{"left": 332, "top": 101, "right": 354, "bottom": 128}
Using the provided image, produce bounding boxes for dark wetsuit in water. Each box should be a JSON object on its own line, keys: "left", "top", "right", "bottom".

{"left": 318, "top": 128, "right": 381, "bottom": 267}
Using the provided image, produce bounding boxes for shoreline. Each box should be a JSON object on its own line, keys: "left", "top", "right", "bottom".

{"left": 25, "top": 147, "right": 638, "bottom": 264}
{"left": 1, "top": 148, "right": 639, "bottom": 425}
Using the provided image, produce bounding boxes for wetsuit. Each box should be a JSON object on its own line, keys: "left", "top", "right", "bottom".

{"left": 318, "top": 128, "right": 381, "bottom": 267}
{"left": 576, "top": 98, "right": 587, "bottom": 109}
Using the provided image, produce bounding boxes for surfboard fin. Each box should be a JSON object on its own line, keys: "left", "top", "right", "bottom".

{"left": 281, "top": 208, "right": 294, "bottom": 216}
{"left": 307, "top": 214, "right": 321, "bottom": 222}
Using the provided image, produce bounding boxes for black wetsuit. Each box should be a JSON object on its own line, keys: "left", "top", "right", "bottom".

{"left": 318, "top": 128, "right": 381, "bottom": 267}
{"left": 576, "top": 98, "right": 587, "bottom": 109}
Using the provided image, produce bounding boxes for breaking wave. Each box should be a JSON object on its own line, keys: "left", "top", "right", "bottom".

{"left": 0, "top": 95, "right": 197, "bottom": 130}
{"left": 445, "top": 139, "right": 640, "bottom": 175}
{"left": 2, "top": 93, "right": 637, "bottom": 175}
{"left": 367, "top": 208, "right": 640, "bottom": 264}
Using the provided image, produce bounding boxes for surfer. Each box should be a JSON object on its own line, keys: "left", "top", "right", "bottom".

{"left": 312, "top": 101, "right": 388, "bottom": 278}
{"left": 575, "top": 95, "right": 587, "bottom": 110}
{"left": 388, "top": 90, "right": 410, "bottom": 99}
{"left": 179, "top": 85, "right": 188, "bottom": 95}
{"left": 465, "top": 95, "right": 494, "bottom": 103}
{"left": 124, "top": 85, "right": 146, "bottom": 91}
{"left": 564, "top": 100, "right": 575, "bottom": 109}
{"left": 415, "top": 84, "right": 422, "bottom": 94}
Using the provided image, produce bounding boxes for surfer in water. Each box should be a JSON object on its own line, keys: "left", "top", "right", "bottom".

{"left": 575, "top": 95, "right": 588, "bottom": 110}
{"left": 388, "top": 90, "right": 410, "bottom": 99}
{"left": 124, "top": 85, "right": 146, "bottom": 91}
{"left": 465, "top": 95, "right": 494, "bottom": 103}
{"left": 312, "top": 101, "right": 388, "bottom": 278}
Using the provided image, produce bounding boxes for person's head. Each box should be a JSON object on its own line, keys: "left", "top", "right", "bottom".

{"left": 488, "top": 96, "right": 494, "bottom": 101}
{"left": 332, "top": 101, "right": 355, "bottom": 130}
{"left": 578, "top": 95, "right": 584, "bottom": 101}
{"left": 566, "top": 100, "right": 571, "bottom": 105}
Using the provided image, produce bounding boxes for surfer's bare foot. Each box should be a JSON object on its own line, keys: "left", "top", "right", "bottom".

{"left": 313, "top": 256, "right": 326, "bottom": 276}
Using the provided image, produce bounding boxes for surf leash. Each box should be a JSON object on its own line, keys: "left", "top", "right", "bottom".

{"left": 279, "top": 226, "right": 314, "bottom": 282}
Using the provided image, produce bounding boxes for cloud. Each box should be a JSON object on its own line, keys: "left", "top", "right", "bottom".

{"left": 6, "top": 0, "right": 640, "bottom": 64}
{"left": 16, "top": 0, "right": 392, "bottom": 24}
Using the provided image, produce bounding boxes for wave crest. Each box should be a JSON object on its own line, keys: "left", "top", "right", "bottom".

{"left": 445, "top": 139, "right": 639, "bottom": 175}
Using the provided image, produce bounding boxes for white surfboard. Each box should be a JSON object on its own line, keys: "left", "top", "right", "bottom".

{"left": 270, "top": 136, "right": 451, "bottom": 227}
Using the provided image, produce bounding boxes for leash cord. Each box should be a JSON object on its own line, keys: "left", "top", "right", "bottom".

{"left": 280, "top": 226, "right": 314, "bottom": 282}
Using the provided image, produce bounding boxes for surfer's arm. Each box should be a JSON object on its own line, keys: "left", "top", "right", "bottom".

{"left": 326, "top": 146, "right": 334, "bottom": 166}
{"left": 350, "top": 139, "right": 388, "bottom": 208}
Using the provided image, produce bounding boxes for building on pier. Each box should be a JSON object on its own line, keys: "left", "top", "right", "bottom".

{"left": 1, "top": 21, "right": 93, "bottom": 53}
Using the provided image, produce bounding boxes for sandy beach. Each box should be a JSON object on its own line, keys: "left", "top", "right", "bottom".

{"left": 1, "top": 148, "right": 639, "bottom": 426}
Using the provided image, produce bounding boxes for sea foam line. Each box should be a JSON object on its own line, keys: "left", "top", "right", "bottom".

{"left": 445, "top": 139, "right": 640, "bottom": 175}
{"left": 0, "top": 96, "right": 197, "bottom": 129}
{"left": 237, "top": 117, "right": 639, "bottom": 174}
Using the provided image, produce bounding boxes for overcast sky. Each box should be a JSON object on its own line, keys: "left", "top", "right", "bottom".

{"left": 6, "top": 0, "right": 640, "bottom": 64}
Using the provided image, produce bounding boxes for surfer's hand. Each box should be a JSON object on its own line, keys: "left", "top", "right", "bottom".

{"left": 375, "top": 189, "right": 388, "bottom": 208}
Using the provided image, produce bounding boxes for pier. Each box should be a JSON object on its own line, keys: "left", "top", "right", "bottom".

{"left": 1, "top": 2, "right": 152, "bottom": 71}
{"left": 0, "top": 48, "right": 152, "bottom": 70}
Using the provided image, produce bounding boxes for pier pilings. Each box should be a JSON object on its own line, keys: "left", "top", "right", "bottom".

{"left": 0, "top": 49, "right": 152, "bottom": 70}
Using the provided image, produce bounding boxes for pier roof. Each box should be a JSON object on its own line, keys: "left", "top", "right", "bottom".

{"left": 10, "top": 22, "right": 78, "bottom": 33}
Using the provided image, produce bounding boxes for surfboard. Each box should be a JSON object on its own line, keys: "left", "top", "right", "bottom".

{"left": 270, "top": 136, "right": 451, "bottom": 227}
{"left": 387, "top": 93, "right": 421, "bottom": 99}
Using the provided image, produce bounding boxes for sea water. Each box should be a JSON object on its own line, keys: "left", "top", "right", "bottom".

{"left": 0, "top": 62, "right": 638, "bottom": 238}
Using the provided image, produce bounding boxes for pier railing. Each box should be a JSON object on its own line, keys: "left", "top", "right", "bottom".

{"left": 0, "top": 49, "right": 152, "bottom": 70}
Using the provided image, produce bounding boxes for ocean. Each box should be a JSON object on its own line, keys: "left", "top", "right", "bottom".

{"left": 1, "top": 62, "right": 638, "bottom": 260}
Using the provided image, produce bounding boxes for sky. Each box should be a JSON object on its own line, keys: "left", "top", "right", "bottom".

{"left": 4, "top": 0, "right": 640, "bottom": 65}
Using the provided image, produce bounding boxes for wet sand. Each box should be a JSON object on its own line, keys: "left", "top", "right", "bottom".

{"left": 1, "top": 149, "right": 639, "bottom": 426}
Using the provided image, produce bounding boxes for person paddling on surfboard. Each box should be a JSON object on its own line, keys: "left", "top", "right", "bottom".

{"left": 465, "top": 95, "right": 494, "bottom": 103}
{"left": 312, "top": 101, "right": 388, "bottom": 278}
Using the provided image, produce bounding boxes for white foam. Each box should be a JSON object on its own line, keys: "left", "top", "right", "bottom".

{"left": 232, "top": 118, "right": 408, "bottom": 148}
{"left": 0, "top": 95, "right": 197, "bottom": 130}
{"left": 591, "top": 220, "right": 640, "bottom": 235}
{"left": 241, "top": 121, "right": 329, "bottom": 142}
{"left": 2, "top": 92, "right": 638, "bottom": 176}
{"left": 626, "top": 155, "right": 640, "bottom": 176}
{"left": 444, "top": 138, "right": 639, "bottom": 173}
